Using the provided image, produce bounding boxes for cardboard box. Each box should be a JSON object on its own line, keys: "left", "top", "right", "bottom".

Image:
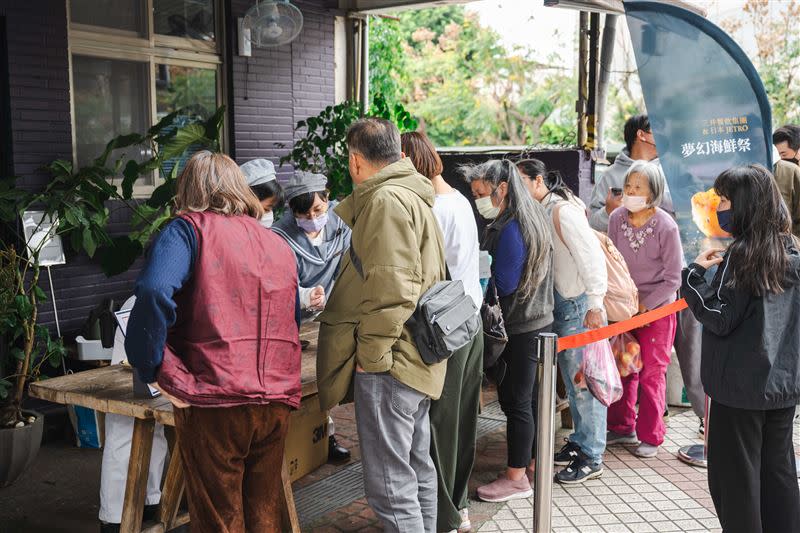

{"left": 283, "top": 393, "right": 329, "bottom": 482}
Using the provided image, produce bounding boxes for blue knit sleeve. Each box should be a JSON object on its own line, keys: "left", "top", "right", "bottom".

{"left": 494, "top": 220, "right": 526, "bottom": 297}
{"left": 126, "top": 218, "right": 197, "bottom": 383}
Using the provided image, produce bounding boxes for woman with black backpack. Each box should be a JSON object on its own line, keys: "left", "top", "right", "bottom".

{"left": 682, "top": 164, "right": 800, "bottom": 533}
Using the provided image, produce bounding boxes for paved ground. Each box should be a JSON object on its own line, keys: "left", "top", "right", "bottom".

{"left": 475, "top": 408, "right": 720, "bottom": 533}
{"left": 4, "top": 389, "right": 799, "bottom": 532}
{"left": 305, "top": 402, "right": 722, "bottom": 533}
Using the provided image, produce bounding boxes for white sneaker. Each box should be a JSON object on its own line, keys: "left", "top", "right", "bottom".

{"left": 459, "top": 508, "right": 471, "bottom": 531}
{"left": 633, "top": 442, "right": 659, "bottom": 458}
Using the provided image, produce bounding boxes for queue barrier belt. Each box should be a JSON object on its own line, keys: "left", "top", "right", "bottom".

{"left": 556, "top": 298, "right": 689, "bottom": 352}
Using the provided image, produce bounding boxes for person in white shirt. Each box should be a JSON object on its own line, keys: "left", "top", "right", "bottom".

{"left": 401, "top": 132, "right": 484, "bottom": 533}
{"left": 517, "top": 159, "right": 609, "bottom": 485}
{"left": 99, "top": 296, "right": 168, "bottom": 533}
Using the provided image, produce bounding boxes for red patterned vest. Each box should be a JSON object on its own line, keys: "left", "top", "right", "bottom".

{"left": 157, "top": 212, "right": 301, "bottom": 408}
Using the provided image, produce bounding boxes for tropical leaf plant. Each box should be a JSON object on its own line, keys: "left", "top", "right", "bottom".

{"left": 0, "top": 106, "right": 225, "bottom": 425}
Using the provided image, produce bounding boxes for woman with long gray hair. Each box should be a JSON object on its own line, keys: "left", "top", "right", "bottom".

{"left": 467, "top": 159, "right": 554, "bottom": 503}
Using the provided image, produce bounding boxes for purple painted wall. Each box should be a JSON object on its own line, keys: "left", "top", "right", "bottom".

{"left": 230, "top": 0, "right": 336, "bottom": 180}
{"left": 0, "top": 0, "right": 336, "bottom": 334}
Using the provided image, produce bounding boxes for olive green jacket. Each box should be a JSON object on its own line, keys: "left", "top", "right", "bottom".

{"left": 316, "top": 158, "right": 447, "bottom": 410}
{"left": 773, "top": 159, "right": 800, "bottom": 238}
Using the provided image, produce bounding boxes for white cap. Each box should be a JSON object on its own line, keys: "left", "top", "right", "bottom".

{"left": 284, "top": 171, "right": 329, "bottom": 201}
{"left": 240, "top": 159, "right": 277, "bottom": 187}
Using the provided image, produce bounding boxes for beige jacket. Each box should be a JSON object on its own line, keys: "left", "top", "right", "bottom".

{"left": 773, "top": 160, "right": 800, "bottom": 238}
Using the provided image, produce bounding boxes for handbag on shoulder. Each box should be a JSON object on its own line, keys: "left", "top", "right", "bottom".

{"left": 481, "top": 276, "right": 508, "bottom": 374}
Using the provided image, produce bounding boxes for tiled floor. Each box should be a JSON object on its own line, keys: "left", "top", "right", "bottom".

{"left": 306, "top": 397, "right": 800, "bottom": 532}
{"left": 476, "top": 408, "right": 719, "bottom": 532}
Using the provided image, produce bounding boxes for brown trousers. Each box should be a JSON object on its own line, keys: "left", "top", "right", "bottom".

{"left": 173, "top": 403, "right": 291, "bottom": 533}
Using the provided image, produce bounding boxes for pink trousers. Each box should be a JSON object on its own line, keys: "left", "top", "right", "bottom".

{"left": 607, "top": 313, "right": 677, "bottom": 446}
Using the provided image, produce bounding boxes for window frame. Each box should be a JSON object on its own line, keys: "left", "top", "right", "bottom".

{"left": 67, "top": 0, "right": 225, "bottom": 198}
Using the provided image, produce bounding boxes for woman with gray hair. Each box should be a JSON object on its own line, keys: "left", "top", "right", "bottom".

{"left": 606, "top": 160, "right": 683, "bottom": 458}
{"left": 467, "top": 159, "right": 554, "bottom": 503}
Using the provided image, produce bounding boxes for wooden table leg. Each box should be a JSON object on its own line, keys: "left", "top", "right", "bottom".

{"left": 280, "top": 461, "right": 301, "bottom": 533}
{"left": 158, "top": 442, "right": 186, "bottom": 529}
{"left": 121, "top": 418, "right": 155, "bottom": 533}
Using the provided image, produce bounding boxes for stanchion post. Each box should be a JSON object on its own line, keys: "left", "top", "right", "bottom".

{"left": 534, "top": 333, "right": 559, "bottom": 533}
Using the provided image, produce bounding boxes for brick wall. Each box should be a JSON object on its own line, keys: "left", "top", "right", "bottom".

{"left": 1, "top": 0, "right": 336, "bottom": 334}
{"left": 2, "top": 1, "right": 72, "bottom": 190}
{"left": 230, "top": 0, "right": 336, "bottom": 180}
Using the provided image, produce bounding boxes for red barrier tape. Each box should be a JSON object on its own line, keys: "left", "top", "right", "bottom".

{"left": 556, "top": 298, "right": 688, "bottom": 352}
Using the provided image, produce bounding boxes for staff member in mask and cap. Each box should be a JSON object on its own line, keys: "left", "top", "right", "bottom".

{"left": 240, "top": 158, "right": 285, "bottom": 228}
{"left": 272, "top": 170, "right": 352, "bottom": 462}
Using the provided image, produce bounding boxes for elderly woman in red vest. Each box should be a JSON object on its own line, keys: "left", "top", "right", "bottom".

{"left": 126, "top": 151, "right": 301, "bottom": 533}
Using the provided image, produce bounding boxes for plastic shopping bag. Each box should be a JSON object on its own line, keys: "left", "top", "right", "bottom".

{"left": 610, "top": 332, "right": 642, "bottom": 378}
{"left": 573, "top": 340, "right": 623, "bottom": 407}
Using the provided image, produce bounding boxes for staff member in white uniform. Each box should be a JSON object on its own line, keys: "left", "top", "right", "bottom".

{"left": 99, "top": 296, "right": 169, "bottom": 533}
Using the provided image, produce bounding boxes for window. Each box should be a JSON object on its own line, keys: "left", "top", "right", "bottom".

{"left": 72, "top": 56, "right": 149, "bottom": 170}
{"left": 70, "top": 0, "right": 148, "bottom": 35}
{"left": 156, "top": 64, "right": 217, "bottom": 120}
{"left": 69, "top": 0, "right": 223, "bottom": 196}
{"left": 154, "top": 0, "right": 215, "bottom": 41}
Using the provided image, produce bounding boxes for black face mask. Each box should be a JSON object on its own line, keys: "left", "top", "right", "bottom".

{"left": 783, "top": 157, "right": 800, "bottom": 166}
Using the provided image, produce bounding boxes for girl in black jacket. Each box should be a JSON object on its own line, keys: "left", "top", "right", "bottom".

{"left": 681, "top": 164, "right": 800, "bottom": 533}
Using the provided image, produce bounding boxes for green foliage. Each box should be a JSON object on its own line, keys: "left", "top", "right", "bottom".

{"left": 0, "top": 248, "right": 65, "bottom": 424}
{"left": 395, "top": 6, "right": 465, "bottom": 51}
{"left": 0, "top": 106, "right": 225, "bottom": 423}
{"left": 280, "top": 101, "right": 361, "bottom": 199}
{"left": 371, "top": 93, "right": 419, "bottom": 132}
{"left": 369, "top": 17, "right": 409, "bottom": 105}
{"left": 719, "top": 1, "right": 800, "bottom": 127}
{"left": 279, "top": 95, "right": 418, "bottom": 199}
{"left": 369, "top": 8, "right": 577, "bottom": 147}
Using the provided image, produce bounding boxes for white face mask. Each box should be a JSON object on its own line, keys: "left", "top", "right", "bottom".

{"left": 475, "top": 196, "right": 500, "bottom": 219}
{"left": 622, "top": 195, "right": 649, "bottom": 213}
{"left": 259, "top": 211, "right": 274, "bottom": 228}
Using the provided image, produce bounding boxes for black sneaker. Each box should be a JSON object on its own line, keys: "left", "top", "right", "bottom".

{"left": 553, "top": 439, "right": 581, "bottom": 466}
{"left": 555, "top": 453, "right": 604, "bottom": 485}
{"left": 698, "top": 417, "right": 705, "bottom": 436}
{"left": 328, "top": 435, "right": 351, "bottom": 463}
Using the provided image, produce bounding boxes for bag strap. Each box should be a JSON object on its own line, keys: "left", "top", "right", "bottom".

{"left": 349, "top": 246, "right": 364, "bottom": 278}
{"left": 551, "top": 201, "right": 567, "bottom": 247}
{"left": 351, "top": 244, "right": 450, "bottom": 281}
{"left": 484, "top": 276, "right": 499, "bottom": 305}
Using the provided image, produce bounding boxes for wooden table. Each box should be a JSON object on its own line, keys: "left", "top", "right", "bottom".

{"left": 29, "top": 323, "right": 322, "bottom": 533}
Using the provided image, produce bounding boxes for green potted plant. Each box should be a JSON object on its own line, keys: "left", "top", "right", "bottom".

{"left": 0, "top": 207, "right": 67, "bottom": 487}
{"left": 278, "top": 94, "right": 418, "bottom": 199}
{"left": 0, "top": 106, "right": 224, "bottom": 486}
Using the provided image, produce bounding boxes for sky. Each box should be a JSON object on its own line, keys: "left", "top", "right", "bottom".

{"left": 463, "top": 0, "right": 755, "bottom": 67}
{"left": 464, "top": 0, "right": 579, "bottom": 66}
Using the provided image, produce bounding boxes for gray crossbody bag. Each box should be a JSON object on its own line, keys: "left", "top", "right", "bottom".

{"left": 349, "top": 246, "right": 480, "bottom": 365}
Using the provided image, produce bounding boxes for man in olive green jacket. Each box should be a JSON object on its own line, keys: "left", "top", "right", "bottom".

{"left": 773, "top": 159, "right": 800, "bottom": 238}
{"left": 317, "top": 118, "right": 446, "bottom": 532}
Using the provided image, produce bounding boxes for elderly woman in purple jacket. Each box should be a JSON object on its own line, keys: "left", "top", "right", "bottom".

{"left": 606, "top": 160, "right": 683, "bottom": 458}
